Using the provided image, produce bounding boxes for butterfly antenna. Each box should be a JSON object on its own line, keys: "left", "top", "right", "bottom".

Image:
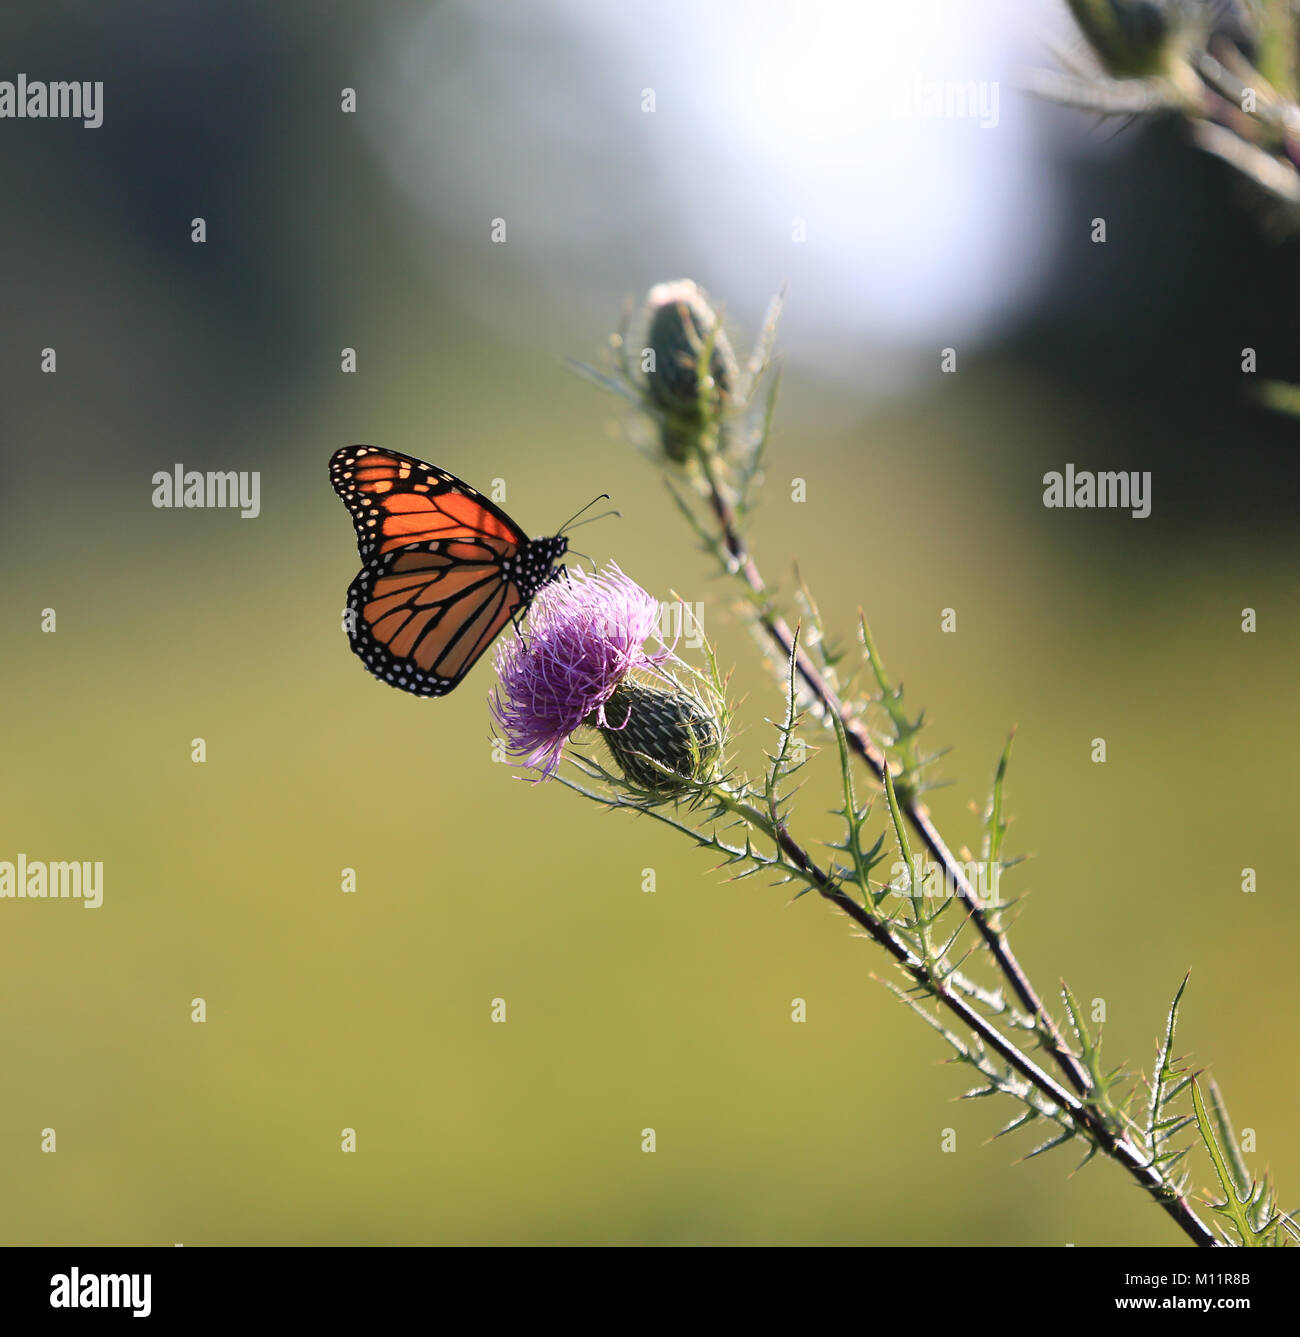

{"left": 558, "top": 494, "right": 616, "bottom": 535}
{"left": 562, "top": 508, "right": 620, "bottom": 533}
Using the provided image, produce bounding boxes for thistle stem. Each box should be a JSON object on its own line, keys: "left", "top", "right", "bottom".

{"left": 623, "top": 770, "right": 1217, "bottom": 1246}
{"left": 695, "top": 450, "right": 1094, "bottom": 1097}
{"left": 756, "top": 810, "right": 1219, "bottom": 1248}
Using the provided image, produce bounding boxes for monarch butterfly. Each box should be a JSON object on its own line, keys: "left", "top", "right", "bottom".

{"left": 329, "top": 446, "right": 569, "bottom": 696}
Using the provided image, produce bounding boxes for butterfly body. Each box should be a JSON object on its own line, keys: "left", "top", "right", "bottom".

{"left": 329, "top": 446, "right": 567, "bottom": 696}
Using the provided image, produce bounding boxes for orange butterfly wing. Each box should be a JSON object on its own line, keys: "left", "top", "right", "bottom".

{"left": 329, "top": 445, "right": 522, "bottom": 558}
{"left": 329, "top": 447, "right": 566, "bottom": 696}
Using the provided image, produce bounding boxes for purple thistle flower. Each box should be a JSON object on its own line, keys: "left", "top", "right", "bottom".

{"left": 490, "top": 564, "right": 670, "bottom": 778}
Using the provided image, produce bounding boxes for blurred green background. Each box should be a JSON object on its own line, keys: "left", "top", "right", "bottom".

{"left": 2, "top": 0, "right": 1297, "bottom": 1245}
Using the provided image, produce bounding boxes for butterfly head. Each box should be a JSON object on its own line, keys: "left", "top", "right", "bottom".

{"left": 513, "top": 534, "right": 568, "bottom": 597}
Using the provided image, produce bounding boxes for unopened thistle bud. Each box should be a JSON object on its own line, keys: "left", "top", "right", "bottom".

{"left": 596, "top": 680, "right": 721, "bottom": 794}
{"left": 1065, "top": 0, "right": 1202, "bottom": 84}
{"left": 641, "top": 279, "right": 738, "bottom": 462}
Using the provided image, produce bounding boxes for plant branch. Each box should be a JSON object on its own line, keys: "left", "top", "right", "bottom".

{"left": 694, "top": 449, "right": 1094, "bottom": 1099}
{"left": 761, "top": 812, "right": 1219, "bottom": 1248}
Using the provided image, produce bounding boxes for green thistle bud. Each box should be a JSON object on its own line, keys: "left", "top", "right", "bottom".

{"left": 596, "top": 679, "right": 722, "bottom": 795}
{"left": 1065, "top": 0, "right": 1200, "bottom": 82}
{"left": 642, "top": 279, "right": 738, "bottom": 462}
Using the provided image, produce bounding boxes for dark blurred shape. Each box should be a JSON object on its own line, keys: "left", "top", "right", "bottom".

{"left": 1000, "top": 112, "right": 1300, "bottom": 536}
